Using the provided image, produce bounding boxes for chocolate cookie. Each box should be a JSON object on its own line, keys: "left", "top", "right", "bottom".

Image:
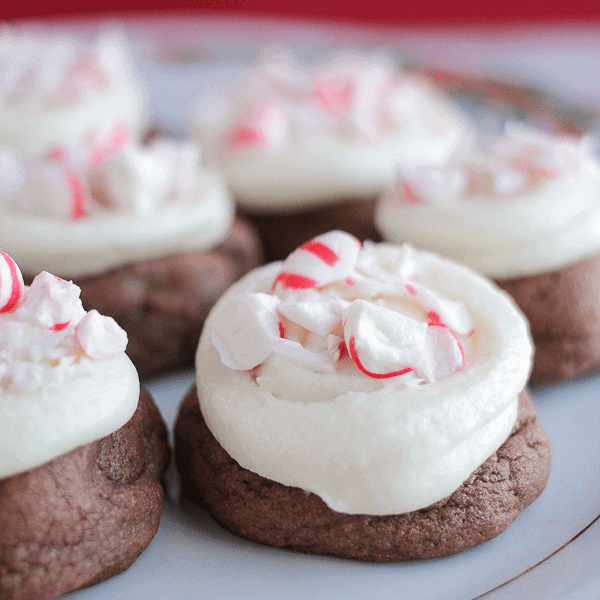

{"left": 175, "top": 386, "right": 550, "bottom": 561}
{"left": 0, "top": 388, "right": 170, "bottom": 600}
{"left": 239, "top": 198, "right": 381, "bottom": 263}
{"left": 496, "top": 253, "right": 600, "bottom": 383}
{"left": 25, "top": 217, "right": 262, "bottom": 378}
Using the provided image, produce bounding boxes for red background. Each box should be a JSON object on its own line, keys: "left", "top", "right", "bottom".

{"left": 4, "top": 0, "right": 600, "bottom": 24}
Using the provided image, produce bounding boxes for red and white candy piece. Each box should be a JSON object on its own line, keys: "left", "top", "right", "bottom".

{"left": 394, "top": 164, "right": 468, "bottom": 205}
{"left": 20, "top": 272, "right": 85, "bottom": 331}
{"left": 75, "top": 309, "right": 128, "bottom": 358}
{"left": 313, "top": 76, "right": 354, "bottom": 115}
{"left": 210, "top": 293, "right": 281, "bottom": 370}
{"left": 90, "top": 146, "right": 172, "bottom": 214}
{"left": 272, "top": 231, "right": 361, "bottom": 292}
{"left": 90, "top": 122, "right": 130, "bottom": 165}
{"left": 409, "top": 282, "right": 474, "bottom": 336}
{"left": 415, "top": 322, "right": 465, "bottom": 383}
{"left": 227, "top": 103, "right": 288, "bottom": 151}
{"left": 342, "top": 299, "right": 427, "bottom": 379}
{"left": 491, "top": 126, "right": 584, "bottom": 180}
{"left": 0, "top": 252, "right": 24, "bottom": 314}
{"left": 19, "top": 165, "right": 88, "bottom": 220}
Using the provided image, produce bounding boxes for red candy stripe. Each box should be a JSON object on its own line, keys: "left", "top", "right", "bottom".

{"left": 66, "top": 171, "right": 85, "bottom": 220}
{"left": 300, "top": 240, "right": 339, "bottom": 266}
{"left": 427, "top": 321, "right": 466, "bottom": 367}
{"left": 272, "top": 272, "right": 319, "bottom": 291}
{"left": 228, "top": 126, "right": 265, "bottom": 148}
{"left": 427, "top": 311, "right": 441, "bottom": 323}
{"left": 348, "top": 336, "right": 413, "bottom": 379}
{"left": 0, "top": 251, "right": 23, "bottom": 314}
{"left": 278, "top": 321, "right": 285, "bottom": 338}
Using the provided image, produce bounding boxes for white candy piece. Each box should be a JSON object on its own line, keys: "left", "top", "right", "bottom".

{"left": 489, "top": 161, "right": 528, "bottom": 196}
{"left": 75, "top": 309, "right": 128, "bottom": 358}
{"left": 271, "top": 337, "right": 335, "bottom": 373}
{"left": 162, "top": 140, "right": 201, "bottom": 198}
{"left": 0, "top": 147, "right": 25, "bottom": 196}
{"left": 274, "top": 230, "right": 361, "bottom": 291}
{"left": 19, "top": 272, "right": 85, "bottom": 330}
{"left": 210, "top": 292, "right": 281, "bottom": 370}
{"left": 342, "top": 299, "right": 427, "bottom": 377}
{"left": 278, "top": 298, "right": 346, "bottom": 336}
{"left": 92, "top": 146, "right": 172, "bottom": 214}
{"left": 416, "top": 322, "right": 465, "bottom": 383}
{"left": 396, "top": 164, "right": 468, "bottom": 205}
{"left": 17, "top": 165, "right": 88, "bottom": 220}
{"left": 0, "top": 251, "right": 24, "bottom": 314}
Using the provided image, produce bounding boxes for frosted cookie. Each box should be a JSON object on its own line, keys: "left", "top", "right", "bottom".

{"left": 0, "top": 28, "right": 147, "bottom": 163}
{"left": 0, "top": 254, "right": 169, "bottom": 600}
{"left": 375, "top": 124, "right": 600, "bottom": 382}
{"left": 0, "top": 141, "right": 262, "bottom": 377}
{"left": 195, "top": 51, "right": 472, "bottom": 260}
{"left": 175, "top": 231, "right": 550, "bottom": 560}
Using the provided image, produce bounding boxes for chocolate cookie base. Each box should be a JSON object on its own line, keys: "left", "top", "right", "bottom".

{"left": 496, "top": 253, "right": 600, "bottom": 383}
{"left": 25, "top": 218, "right": 262, "bottom": 378}
{"left": 239, "top": 197, "right": 381, "bottom": 263}
{"left": 175, "top": 387, "right": 550, "bottom": 561}
{"left": 0, "top": 388, "right": 170, "bottom": 600}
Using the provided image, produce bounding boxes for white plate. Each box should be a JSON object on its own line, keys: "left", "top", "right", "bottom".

{"left": 66, "top": 369, "right": 600, "bottom": 600}
{"left": 53, "top": 18, "right": 599, "bottom": 599}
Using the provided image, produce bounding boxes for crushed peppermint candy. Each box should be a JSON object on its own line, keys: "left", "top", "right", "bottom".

{"left": 1, "top": 140, "right": 205, "bottom": 220}
{"left": 393, "top": 125, "right": 594, "bottom": 206}
{"left": 221, "top": 51, "right": 455, "bottom": 149}
{"left": 211, "top": 231, "right": 474, "bottom": 385}
{"left": 0, "top": 252, "right": 128, "bottom": 392}
{"left": 0, "top": 31, "right": 126, "bottom": 110}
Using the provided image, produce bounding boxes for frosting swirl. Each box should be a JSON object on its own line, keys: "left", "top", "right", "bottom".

{"left": 200, "top": 233, "right": 532, "bottom": 515}
{"left": 376, "top": 125, "right": 600, "bottom": 278}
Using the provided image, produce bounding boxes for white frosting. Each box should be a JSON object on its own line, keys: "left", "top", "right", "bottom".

{"left": 0, "top": 267, "right": 139, "bottom": 479}
{"left": 0, "top": 30, "right": 147, "bottom": 162}
{"left": 195, "top": 52, "right": 472, "bottom": 213}
{"left": 0, "top": 142, "right": 235, "bottom": 278}
{"left": 376, "top": 125, "right": 600, "bottom": 278}
{"left": 198, "top": 241, "right": 532, "bottom": 515}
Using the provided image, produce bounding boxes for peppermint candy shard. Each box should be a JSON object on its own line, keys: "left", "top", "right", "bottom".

{"left": 273, "top": 231, "right": 361, "bottom": 293}
{"left": 271, "top": 338, "right": 336, "bottom": 373}
{"left": 227, "top": 104, "right": 288, "bottom": 151}
{"left": 75, "top": 309, "right": 128, "bottom": 358}
{"left": 342, "top": 299, "right": 427, "bottom": 379}
{"left": 410, "top": 283, "right": 473, "bottom": 336}
{"left": 19, "top": 272, "right": 85, "bottom": 330}
{"left": 0, "top": 251, "right": 24, "bottom": 314}
{"left": 313, "top": 77, "right": 354, "bottom": 115}
{"left": 415, "top": 322, "right": 465, "bottom": 383}
{"left": 277, "top": 299, "right": 346, "bottom": 337}
{"left": 210, "top": 293, "right": 280, "bottom": 370}
{"left": 18, "top": 166, "right": 90, "bottom": 221}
